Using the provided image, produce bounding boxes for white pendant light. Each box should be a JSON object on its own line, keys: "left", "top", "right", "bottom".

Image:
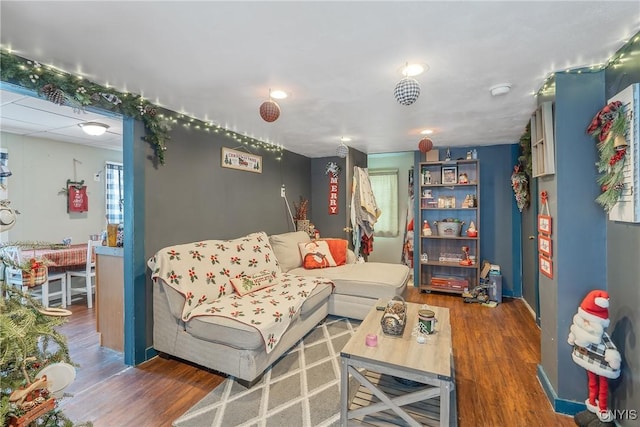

{"left": 79, "top": 122, "right": 110, "bottom": 136}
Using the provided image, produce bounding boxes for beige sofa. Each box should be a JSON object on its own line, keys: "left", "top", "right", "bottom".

{"left": 151, "top": 231, "right": 409, "bottom": 386}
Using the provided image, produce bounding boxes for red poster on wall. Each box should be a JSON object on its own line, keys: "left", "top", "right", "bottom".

{"left": 68, "top": 185, "right": 88, "bottom": 212}
{"left": 328, "top": 175, "right": 338, "bottom": 215}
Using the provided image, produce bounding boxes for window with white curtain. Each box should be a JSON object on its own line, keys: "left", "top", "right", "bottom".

{"left": 369, "top": 169, "right": 399, "bottom": 237}
{"left": 105, "top": 162, "right": 124, "bottom": 225}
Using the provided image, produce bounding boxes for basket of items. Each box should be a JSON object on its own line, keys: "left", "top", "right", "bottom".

{"left": 380, "top": 296, "right": 407, "bottom": 336}
{"left": 434, "top": 218, "right": 464, "bottom": 237}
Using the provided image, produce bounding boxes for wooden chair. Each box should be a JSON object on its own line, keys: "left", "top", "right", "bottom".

{"left": 66, "top": 240, "right": 100, "bottom": 308}
{"left": 3, "top": 246, "right": 67, "bottom": 308}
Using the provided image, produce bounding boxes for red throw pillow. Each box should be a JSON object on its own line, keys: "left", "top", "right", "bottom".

{"left": 320, "top": 238, "right": 348, "bottom": 266}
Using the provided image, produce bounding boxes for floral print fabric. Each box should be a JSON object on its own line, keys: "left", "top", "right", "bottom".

{"left": 148, "top": 232, "right": 333, "bottom": 353}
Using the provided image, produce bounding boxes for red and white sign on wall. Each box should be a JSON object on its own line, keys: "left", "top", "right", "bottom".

{"left": 68, "top": 185, "right": 88, "bottom": 212}
{"left": 329, "top": 175, "right": 338, "bottom": 215}
{"left": 326, "top": 162, "right": 341, "bottom": 215}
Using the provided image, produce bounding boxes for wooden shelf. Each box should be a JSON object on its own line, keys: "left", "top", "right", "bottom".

{"left": 418, "top": 160, "right": 480, "bottom": 295}
{"left": 420, "top": 260, "right": 479, "bottom": 268}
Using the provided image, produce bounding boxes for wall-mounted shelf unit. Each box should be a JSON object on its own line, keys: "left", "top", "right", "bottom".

{"left": 418, "top": 160, "right": 480, "bottom": 295}
{"left": 531, "top": 101, "right": 556, "bottom": 177}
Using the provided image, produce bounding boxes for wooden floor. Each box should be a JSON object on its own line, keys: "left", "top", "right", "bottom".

{"left": 56, "top": 288, "right": 575, "bottom": 427}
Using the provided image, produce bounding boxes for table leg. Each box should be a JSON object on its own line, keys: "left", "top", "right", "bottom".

{"left": 340, "top": 356, "right": 348, "bottom": 427}
{"left": 440, "top": 379, "right": 452, "bottom": 426}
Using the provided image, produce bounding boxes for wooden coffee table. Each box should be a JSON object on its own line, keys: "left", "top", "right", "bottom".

{"left": 340, "top": 299, "right": 455, "bottom": 426}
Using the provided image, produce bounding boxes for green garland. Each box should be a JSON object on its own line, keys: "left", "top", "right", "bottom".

{"left": 0, "top": 51, "right": 171, "bottom": 164}
{"left": 586, "top": 101, "right": 628, "bottom": 212}
{"left": 1, "top": 51, "right": 285, "bottom": 165}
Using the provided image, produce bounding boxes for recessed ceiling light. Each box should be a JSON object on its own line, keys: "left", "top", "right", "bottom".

{"left": 270, "top": 90, "right": 288, "bottom": 99}
{"left": 399, "top": 63, "right": 430, "bottom": 77}
{"left": 420, "top": 129, "right": 434, "bottom": 135}
{"left": 78, "top": 122, "right": 110, "bottom": 136}
{"left": 340, "top": 136, "right": 352, "bottom": 142}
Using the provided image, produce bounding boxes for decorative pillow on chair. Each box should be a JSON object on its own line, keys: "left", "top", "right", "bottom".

{"left": 230, "top": 270, "right": 277, "bottom": 296}
{"left": 298, "top": 240, "right": 337, "bottom": 269}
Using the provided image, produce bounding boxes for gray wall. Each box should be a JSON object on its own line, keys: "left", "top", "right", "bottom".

{"left": 140, "top": 124, "right": 311, "bottom": 349}
{"left": 537, "top": 33, "right": 640, "bottom": 423}
{"left": 603, "top": 42, "right": 640, "bottom": 426}
{"left": 310, "top": 147, "right": 367, "bottom": 243}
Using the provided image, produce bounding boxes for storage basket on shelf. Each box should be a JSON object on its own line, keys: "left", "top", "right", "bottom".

{"left": 434, "top": 219, "right": 464, "bottom": 237}
{"left": 380, "top": 296, "right": 407, "bottom": 336}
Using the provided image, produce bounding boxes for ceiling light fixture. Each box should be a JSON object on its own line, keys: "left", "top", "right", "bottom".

{"left": 78, "top": 122, "right": 110, "bottom": 136}
{"left": 490, "top": 83, "right": 512, "bottom": 97}
{"left": 340, "top": 136, "right": 352, "bottom": 142}
{"left": 269, "top": 90, "right": 288, "bottom": 99}
{"left": 420, "top": 129, "right": 434, "bottom": 135}
{"left": 398, "top": 63, "right": 429, "bottom": 77}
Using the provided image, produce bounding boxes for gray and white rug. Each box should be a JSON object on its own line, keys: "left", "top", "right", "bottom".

{"left": 173, "top": 316, "right": 361, "bottom": 427}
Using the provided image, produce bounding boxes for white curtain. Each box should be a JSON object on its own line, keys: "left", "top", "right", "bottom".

{"left": 369, "top": 169, "right": 398, "bottom": 237}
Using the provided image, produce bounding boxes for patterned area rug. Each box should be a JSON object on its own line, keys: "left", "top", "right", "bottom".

{"left": 173, "top": 316, "right": 361, "bottom": 427}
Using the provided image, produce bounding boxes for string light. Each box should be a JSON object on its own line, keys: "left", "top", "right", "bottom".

{"left": 534, "top": 30, "right": 640, "bottom": 97}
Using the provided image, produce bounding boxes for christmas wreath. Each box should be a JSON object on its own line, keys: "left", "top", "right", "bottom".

{"left": 586, "top": 100, "right": 628, "bottom": 212}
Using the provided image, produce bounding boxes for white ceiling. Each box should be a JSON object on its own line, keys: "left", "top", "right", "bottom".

{"left": 1, "top": 1, "right": 639, "bottom": 158}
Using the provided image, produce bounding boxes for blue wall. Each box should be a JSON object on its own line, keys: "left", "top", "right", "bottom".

{"left": 415, "top": 144, "right": 521, "bottom": 297}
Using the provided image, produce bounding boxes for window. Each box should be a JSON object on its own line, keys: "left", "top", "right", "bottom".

{"left": 369, "top": 169, "right": 399, "bottom": 237}
{"left": 105, "top": 162, "right": 124, "bottom": 225}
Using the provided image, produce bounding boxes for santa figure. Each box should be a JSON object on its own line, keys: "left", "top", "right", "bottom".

{"left": 568, "top": 290, "right": 621, "bottom": 426}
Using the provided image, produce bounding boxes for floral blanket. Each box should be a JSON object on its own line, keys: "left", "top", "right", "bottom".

{"left": 147, "top": 232, "right": 333, "bottom": 353}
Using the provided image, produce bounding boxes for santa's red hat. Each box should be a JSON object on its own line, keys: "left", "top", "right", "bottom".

{"left": 578, "top": 290, "right": 610, "bottom": 327}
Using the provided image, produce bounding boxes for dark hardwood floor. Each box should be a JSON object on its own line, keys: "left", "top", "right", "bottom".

{"left": 56, "top": 287, "right": 575, "bottom": 426}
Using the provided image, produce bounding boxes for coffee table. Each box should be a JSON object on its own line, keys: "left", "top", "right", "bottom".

{"left": 340, "top": 299, "right": 455, "bottom": 426}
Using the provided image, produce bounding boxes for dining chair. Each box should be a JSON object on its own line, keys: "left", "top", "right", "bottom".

{"left": 3, "top": 246, "right": 67, "bottom": 308}
{"left": 66, "top": 240, "right": 100, "bottom": 308}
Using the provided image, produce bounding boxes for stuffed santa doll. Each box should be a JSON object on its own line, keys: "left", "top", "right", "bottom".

{"left": 568, "top": 290, "right": 621, "bottom": 425}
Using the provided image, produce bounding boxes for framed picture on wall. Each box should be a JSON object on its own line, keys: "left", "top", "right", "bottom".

{"left": 442, "top": 166, "right": 458, "bottom": 184}
{"left": 539, "top": 255, "right": 553, "bottom": 279}
{"left": 538, "top": 234, "right": 552, "bottom": 257}
{"left": 538, "top": 214, "right": 552, "bottom": 235}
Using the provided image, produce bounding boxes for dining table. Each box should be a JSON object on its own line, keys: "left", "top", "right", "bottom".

{"left": 20, "top": 243, "right": 89, "bottom": 273}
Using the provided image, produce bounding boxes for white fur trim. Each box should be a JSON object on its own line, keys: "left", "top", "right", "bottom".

{"left": 578, "top": 307, "right": 610, "bottom": 328}
{"left": 571, "top": 352, "right": 621, "bottom": 379}
{"left": 585, "top": 399, "right": 599, "bottom": 414}
{"left": 594, "top": 296, "right": 609, "bottom": 308}
{"left": 605, "top": 349, "right": 621, "bottom": 370}
{"left": 573, "top": 313, "right": 604, "bottom": 336}
{"left": 567, "top": 332, "right": 575, "bottom": 346}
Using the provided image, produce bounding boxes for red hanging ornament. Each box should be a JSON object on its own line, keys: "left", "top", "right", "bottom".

{"left": 418, "top": 137, "right": 433, "bottom": 153}
{"left": 259, "top": 100, "right": 280, "bottom": 122}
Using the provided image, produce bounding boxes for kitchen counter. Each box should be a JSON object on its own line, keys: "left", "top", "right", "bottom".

{"left": 95, "top": 245, "right": 124, "bottom": 352}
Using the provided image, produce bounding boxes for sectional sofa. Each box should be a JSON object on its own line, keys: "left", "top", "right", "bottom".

{"left": 149, "top": 231, "right": 410, "bottom": 386}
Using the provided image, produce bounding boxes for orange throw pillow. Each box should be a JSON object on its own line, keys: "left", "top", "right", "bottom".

{"left": 320, "top": 238, "right": 348, "bottom": 266}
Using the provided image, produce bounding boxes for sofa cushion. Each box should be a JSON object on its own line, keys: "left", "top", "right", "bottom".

{"left": 289, "top": 262, "right": 409, "bottom": 299}
{"left": 269, "top": 231, "right": 310, "bottom": 272}
{"left": 185, "top": 281, "right": 333, "bottom": 350}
